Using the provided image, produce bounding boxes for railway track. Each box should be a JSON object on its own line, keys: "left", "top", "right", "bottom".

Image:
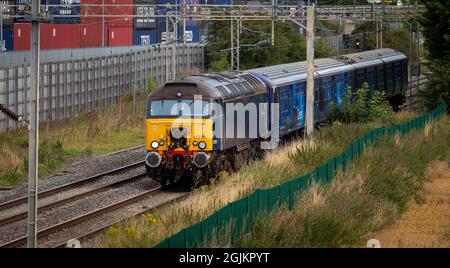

{"left": 0, "top": 160, "right": 155, "bottom": 247}
{"left": 399, "top": 76, "right": 427, "bottom": 111}
{"left": 0, "top": 157, "right": 193, "bottom": 248}
{"left": 0, "top": 160, "right": 145, "bottom": 211}
{"left": 0, "top": 187, "right": 161, "bottom": 248}
{"left": 52, "top": 190, "right": 191, "bottom": 248}
{"left": 0, "top": 186, "right": 191, "bottom": 248}
{"left": 0, "top": 171, "right": 146, "bottom": 227}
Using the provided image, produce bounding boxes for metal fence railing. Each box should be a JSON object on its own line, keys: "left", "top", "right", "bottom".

{"left": 0, "top": 43, "right": 205, "bottom": 132}
{"left": 155, "top": 102, "right": 448, "bottom": 248}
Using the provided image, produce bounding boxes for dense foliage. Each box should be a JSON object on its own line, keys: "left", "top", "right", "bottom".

{"left": 326, "top": 83, "right": 394, "bottom": 123}
{"left": 352, "top": 22, "right": 418, "bottom": 63}
{"left": 205, "top": 21, "right": 331, "bottom": 71}
{"left": 418, "top": 0, "right": 450, "bottom": 111}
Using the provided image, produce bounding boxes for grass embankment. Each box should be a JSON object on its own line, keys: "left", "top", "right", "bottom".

{"left": 92, "top": 111, "right": 418, "bottom": 248}
{"left": 371, "top": 161, "right": 450, "bottom": 248}
{"left": 0, "top": 95, "right": 147, "bottom": 187}
{"left": 214, "top": 115, "right": 450, "bottom": 248}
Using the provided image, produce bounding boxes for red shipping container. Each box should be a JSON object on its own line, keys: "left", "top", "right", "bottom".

{"left": 108, "top": 27, "right": 133, "bottom": 47}
{"left": 105, "top": 0, "right": 133, "bottom": 27}
{"left": 13, "top": 23, "right": 50, "bottom": 51}
{"left": 80, "top": 0, "right": 102, "bottom": 24}
{"left": 45, "top": 24, "right": 81, "bottom": 49}
{"left": 13, "top": 23, "right": 31, "bottom": 51}
{"left": 81, "top": 24, "right": 103, "bottom": 48}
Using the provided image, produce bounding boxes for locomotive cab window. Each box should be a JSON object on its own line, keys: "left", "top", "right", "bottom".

{"left": 147, "top": 99, "right": 212, "bottom": 118}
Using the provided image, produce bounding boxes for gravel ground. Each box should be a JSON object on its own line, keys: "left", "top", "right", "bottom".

{"left": 0, "top": 175, "right": 159, "bottom": 245}
{"left": 0, "top": 145, "right": 146, "bottom": 203}
{"left": 0, "top": 166, "right": 147, "bottom": 222}
{"left": 44, "top": 189, "right": 190, "bottom": 248}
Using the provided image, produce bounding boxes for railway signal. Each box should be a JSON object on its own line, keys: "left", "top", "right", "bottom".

{"left": 355, "top": 38, "right": 361, "bottom": 49}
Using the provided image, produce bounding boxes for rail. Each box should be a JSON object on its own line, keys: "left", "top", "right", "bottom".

{"left": 0, "top": 160, "right": 145, "bottom": 211}
{"left": 0, "top": 187, "right": 162, "bottom": 248}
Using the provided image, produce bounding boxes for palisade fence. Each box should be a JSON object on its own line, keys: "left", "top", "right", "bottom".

{"left": 155, "top": 102, "right": 447, "bottom": 248}
{"left": 0, "top": 43, "right": 205, "bottom": 132}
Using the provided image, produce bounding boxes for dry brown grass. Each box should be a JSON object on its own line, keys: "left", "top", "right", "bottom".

{"left": 370, "top": 160, "right": 450, "bottom": 248}
{"left": 0, "top": 95, "right": 147, "bottom": 187}
{"left": 91, "top": 122, "right": 383, "bottom": 247}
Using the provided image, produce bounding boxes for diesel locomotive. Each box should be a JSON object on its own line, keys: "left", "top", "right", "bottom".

{"left": 145, "top": 48, "right": 408, "bottom": 186}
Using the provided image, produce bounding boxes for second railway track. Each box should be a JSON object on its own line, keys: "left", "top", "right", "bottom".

{"left": 0, "top": 187, "right": 163, "bottom": 248}
{"left": 0, "top": 158, "right": 192, "bottom": 248}
{"left": 0, "top": 160, "right": 145, "bottom": 212}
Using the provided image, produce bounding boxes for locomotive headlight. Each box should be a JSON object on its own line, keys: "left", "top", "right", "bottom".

{"left": 159, "top": 141, "right": 164, "bottom": 146}
{"left": 193, "top": 141, "right": 198, "bottom": 146}
{"left": 151, "top": 141, "right": 159, "bottom": 149}
{"left": 198, "top": 141, "right": 207, "bottom": 150}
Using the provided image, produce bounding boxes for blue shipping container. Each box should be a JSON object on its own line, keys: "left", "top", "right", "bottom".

{"left": 15, "top": 0, "right": 46, "bottom": 22}
{"left": 156, "top": 0, "right": 199, "bottom": 26}
{"left": 156, "top": 18, "right": 199, "bottom": 44}
{"left": 1, "top": 1, "right": 15, "bottom": 27}
{"left": 135, "top": 0, "right": 157, "bottom": 30}
{"left": 47, "top": 0, "right": 81, "bottom": 23}
{"left": 133, "top": 29, "right": 157, "bottom": 45}
{"left": 1, "top": 28, "right": 14, "bottom": 52}
{"left": 15, "top": 0, "right": 80, "bottom": 23}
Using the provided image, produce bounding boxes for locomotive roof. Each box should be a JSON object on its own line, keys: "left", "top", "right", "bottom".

{"left": 149, "top": 71, "right": 267, "bottom": 101}
{"left": 248, "top": 48, "right": 406, "bottom": 87}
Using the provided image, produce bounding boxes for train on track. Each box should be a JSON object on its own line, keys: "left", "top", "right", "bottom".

{"left": 145, "top": 48, "right": 408, "bottom": 186}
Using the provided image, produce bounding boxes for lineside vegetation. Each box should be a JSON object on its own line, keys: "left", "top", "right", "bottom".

{"left": 92, "top": 91, "right": 420, "bottom": 247}
{"left": 217, "top": 115, "right": 450, "bottom": 248}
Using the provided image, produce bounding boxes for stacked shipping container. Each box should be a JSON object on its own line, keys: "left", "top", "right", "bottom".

{"left": 9, "top": 0, "right": 206, "bottom": 50}
{"left": 79, "top": 0, "right": 134, "bottom": 47}
{"left": 1, "top": 28, "right": 14, "bottom": 51}
{"left": 13, "top": 0, "right": 134, "bottom": 49}
{"left": 133, "top": 0, "right": 157, "bottom": 45}
{"left": 156, "top": 0, "right": 199, "bottom": 44}
{"left": 1, "top": 1, "right": 15, "bottom": 51}
{"left": 13, "top": 23, "right": 82, "bottom": 50}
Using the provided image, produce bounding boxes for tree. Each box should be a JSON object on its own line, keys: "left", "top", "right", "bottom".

{"left": 352, "top": 22, "right": 418, "bottom": 63}
{"left": 418, "top": 0, "right": 450, "bottom": 111}
{"left": 205, "top": 20, "right": 331, "bottom": 71}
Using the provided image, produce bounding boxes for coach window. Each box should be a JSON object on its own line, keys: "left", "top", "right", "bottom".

{"left": 376, "top": 65, "right": 384, "bottom": 92}
{"left": 394, "top": 61, "right": 402, "bottom": 91}
{"left": 385, "top": 63, "right": 393, "bottom": 94}
{"left": 356, "top": 68, "right": 366, "bottom": 89}
{"left": 345, "top": 71, "right": 354, "bottom": 92}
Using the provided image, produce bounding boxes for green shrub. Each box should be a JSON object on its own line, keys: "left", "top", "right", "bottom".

{"left": 147, "top": 77, "right": 157, "bottom": 95}
{"left": 326, "top": 83, "right": 394, "bottom": 124}
{"left": 0, "top": 170, "right": 23, "bottom": 187}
